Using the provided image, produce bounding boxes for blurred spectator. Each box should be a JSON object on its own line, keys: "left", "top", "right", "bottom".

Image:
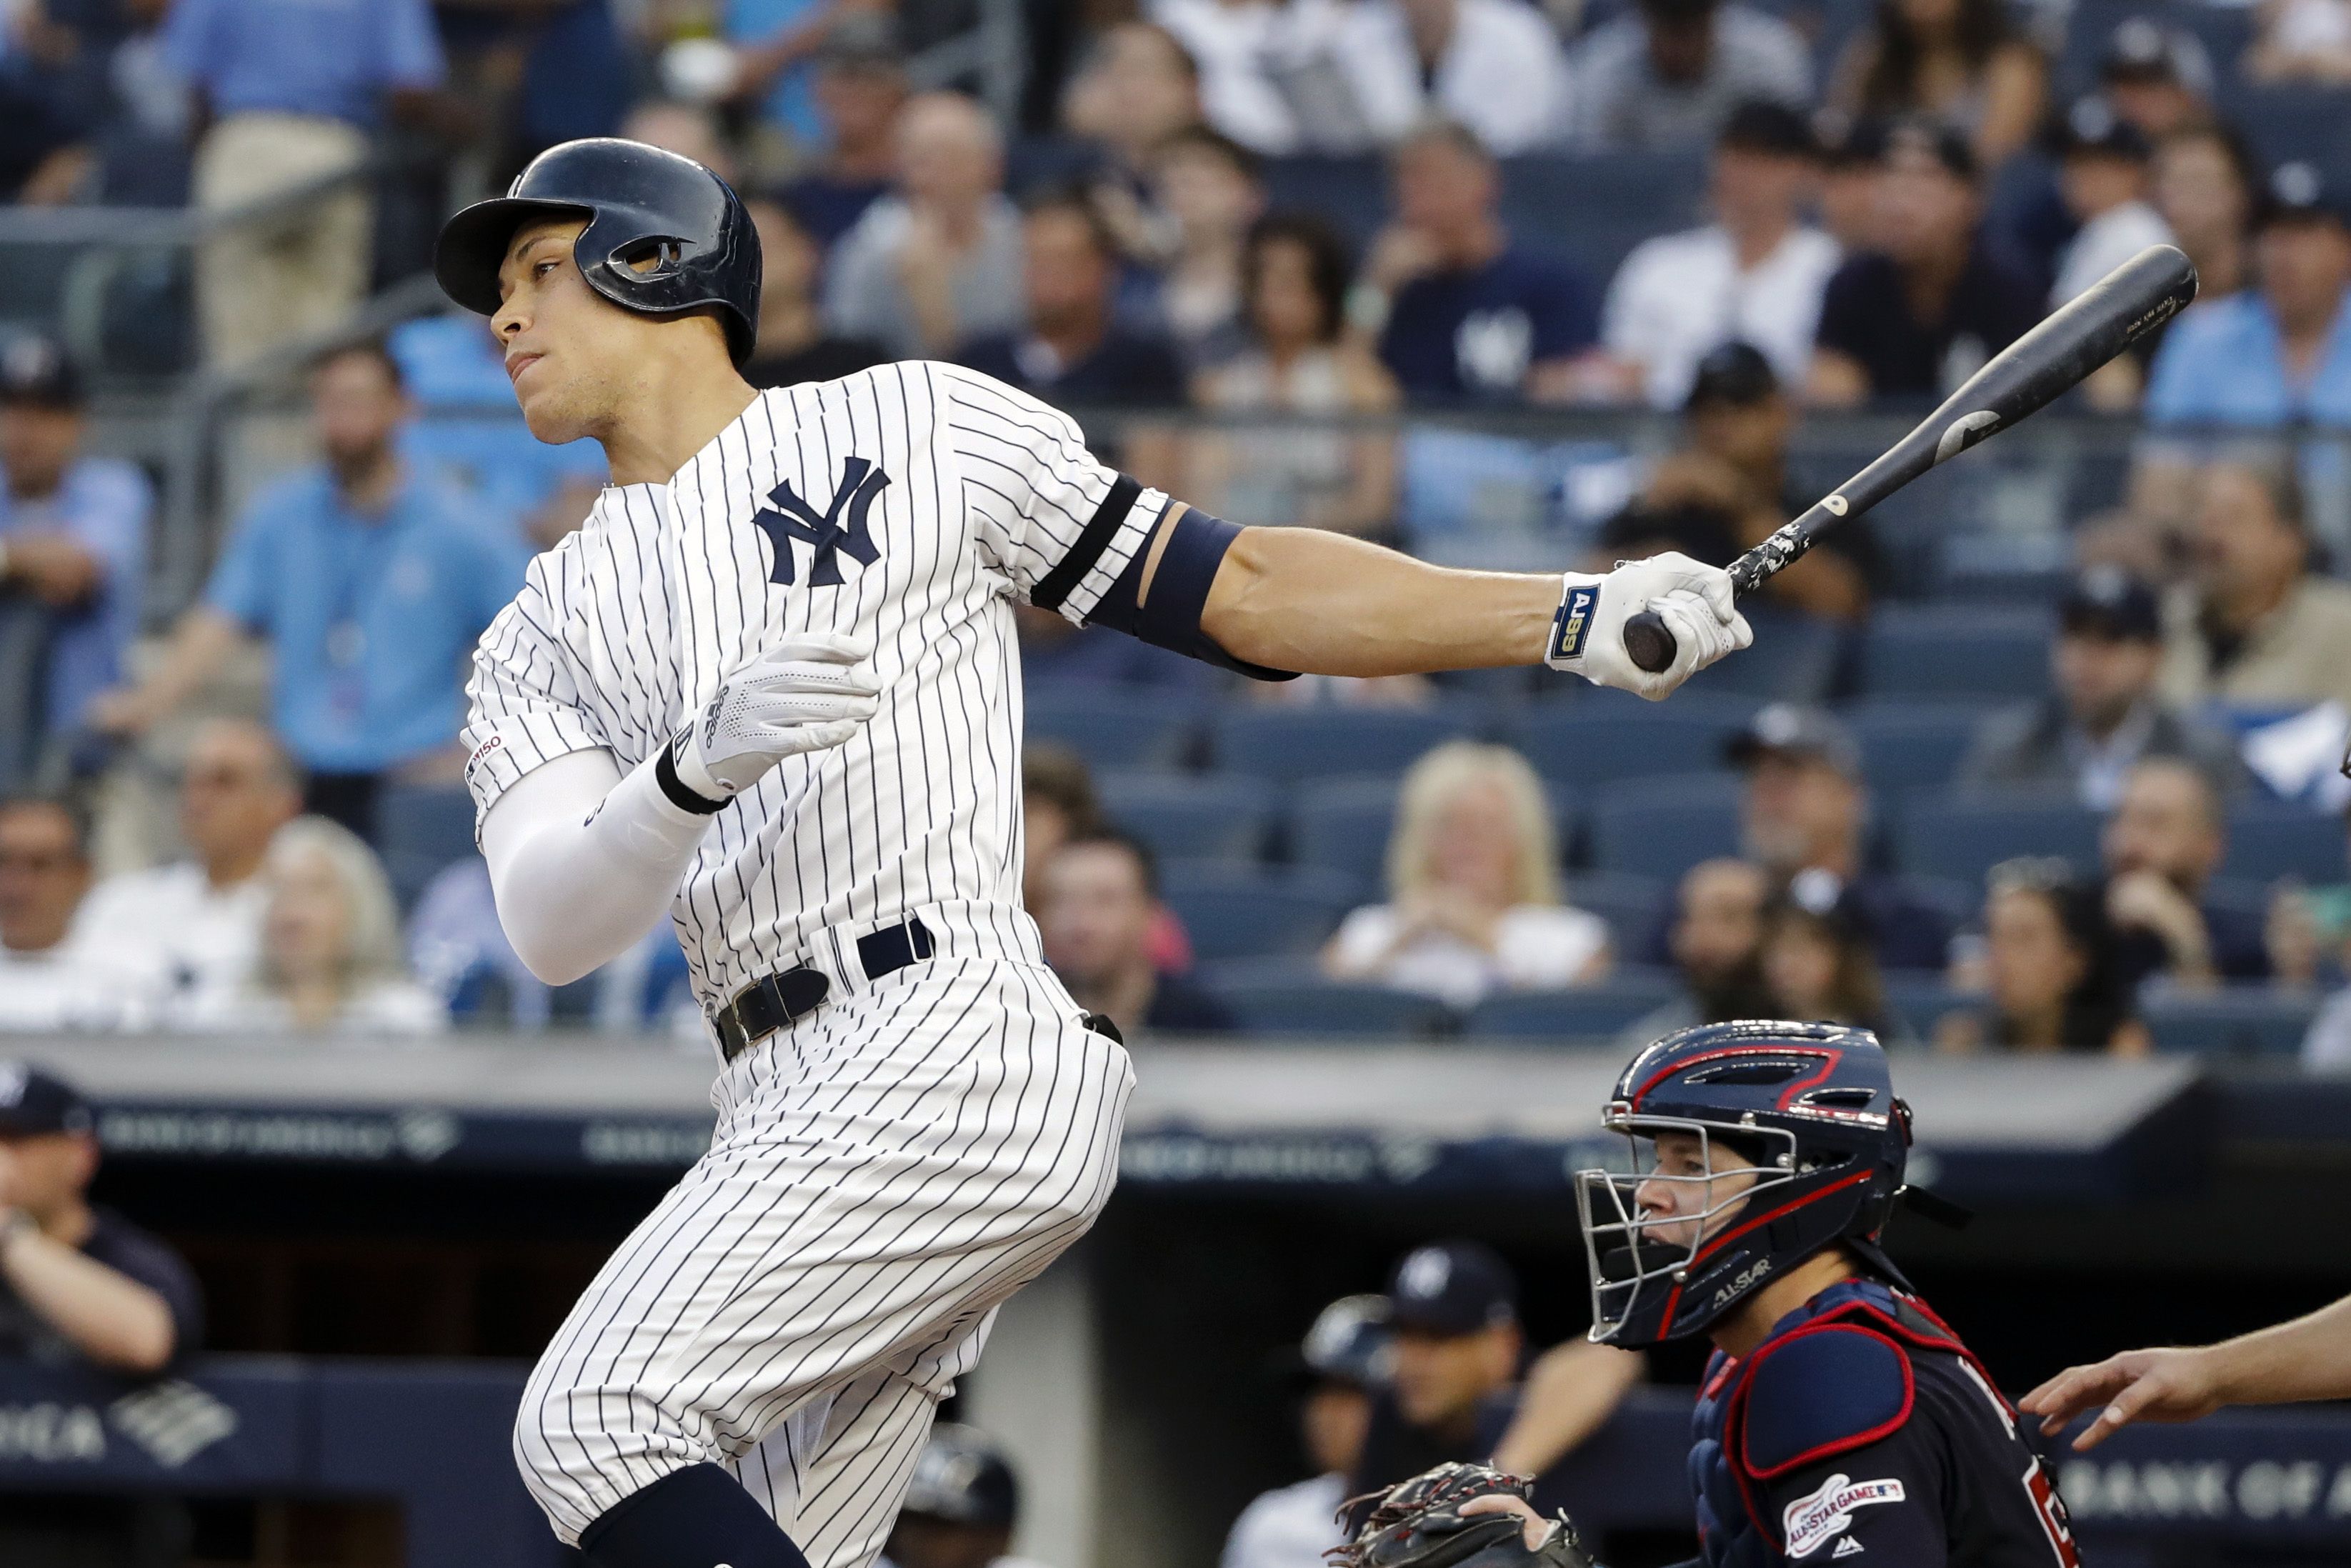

{"left": 1571, "top": 0, "right": 1810, "bottom": 155}
{"left": 2247, "top": 0, "right": 2351, "bottom": 84}
{"left": 1149, "top": 0, "right": 1355, "bottom": 155}
{"left": 1826, "top": 0, "right": 2045, "bottom": 169}
{"left": 1334, "top": 0, "right": 1576, "bottom": 155}
{"left": 617, "top": 99, "right": 738, "bottom": 187}
{"left": 164, "top": 0, "right": 446, "bottom": 366}
{"left": 185, "top": 815, "right": 443, "bottom": 1034}
{"left": 2102, "top": 758, "right": 2269, "bottom": 991}
{"left": 742, "top": 197, "right": 885, "bottom": 389}
{"left": 0, "top": 334, "right": 147, "bottom": 786}
{"left": 2051, "top": 100, "right": 2171, "bottom": 306}
{"left": 1760, "top": 887, "right": 1892, "bottom": 1034}
{"left": 1063, "top": 19, "right": 1207, "bottom": 237}
{"left": 1632, "top": 344, "right": 1876, "bottom": 621}
{"left": 1022, "top": 744, "right": 1104, "bottom": 914}
{"left": 719, "top": 0, "right": 859, "bottom": 153}
{"left": 959, "top": 190, "right": 1187, "bottom": 404}
{"left": 1361, "top": 121, "right": 1602, "bottom": 404}
{"left": 1189, "top": 214, "right": 1399, "bottom": 536}
{"left": 2158, "top": 456, "right": 2351, "bottom": 716}
{"left": 76, "top": 719, "right": 298, "bottom": 1009}
{"left": 0, "top": 1063, "right": 197, "bottom": 1373}
{"left": 1042, "top": 829, "right": 1233, "bottom": 1035}
{"left": 93, "top": 341, "right": 525, "bottom": 842}
{"left": 0, "top": 798, "right": 139, "bottom": 1031}
{"left": 1809, "top": 119, "right": 2042, "bottom": 407}
{"left": 776, "top": 29, "right": 907, "bottom": 246}
{"left": 1601, "top": 103, "right": 1840, "bottom": 409}
{"left": 1223, "top": 1294, "right": 1391, "bottom": 1568}
{"left": 1348, "top": 1241, "right": 1520, "bottom": 1504}
{"left": 1814, "top": 114, "right": 1885, "bottom": 254}
{"left": 2152, "top": 124, "right": 2259, "bottom": 309}
{"left": 0, "top": 0, "right": 186, "bottom": 205}
{"left": 884, "top": 1424, "right": 1031, "bottom": 1568}
{"left": 1937, "top": 859, "right": 2149, "bottom": 1054}
{"left": 1324, "top": 741, "right": 1609, "bottom": 1007}
{"left": 2098, "top": 17, "right": 2214, "bottom": 142}
{"left": 1965, "top": 568, "right": 2245, "bottom": 807}
{"left": 1729, "top": 704, "right": 1950, "bottom": 969}
{"left": 2144, "top": 163, "right": 2351, "bottom": 432}
{"left": 1152, "top": 126, "right": 1266, "bottom": 362}
{"left": 825, "top": 91, "right": 1024, "bottom": 359}
{"left": 1622, "top": 857, "right": 1772, "bottom": 1042}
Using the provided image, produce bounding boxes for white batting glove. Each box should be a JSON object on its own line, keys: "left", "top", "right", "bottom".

{"left": 1544, "top": 552, "right": 1753, "bottom": 701}
{"left": 670, "top": 632, "right": 881, "bottom": 800}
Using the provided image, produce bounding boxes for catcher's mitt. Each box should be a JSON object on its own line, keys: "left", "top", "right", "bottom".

{"left": 1330, "top": 1462, "right": 1599, "bottom": 1568}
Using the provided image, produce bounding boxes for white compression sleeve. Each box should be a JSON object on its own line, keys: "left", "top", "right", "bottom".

{"left": 478, "top": 747, "right": 712, "bottom": 985}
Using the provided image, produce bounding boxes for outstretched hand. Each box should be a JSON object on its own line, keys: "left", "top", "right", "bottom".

{"left": 1457, "top": 1492, "right": 1557, "bottom": 1552}
{"left": 2017, "top": 1346, "right": 2226, "bottom": 1451}
{"left": 1545, "top": 551, "right": 1752, "bottom": 701}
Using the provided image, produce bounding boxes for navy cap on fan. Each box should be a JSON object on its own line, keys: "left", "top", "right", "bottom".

{"left": 1298, "top": 1293, "right": 1393, "bottom": 1387}
{"left": 0, "top": 334, "right": 81, "bottom": 409}
{"left": 0, "top": 1063, "right": 94, "bottom": 1139}
{"left": 1387, "top": 1240, "right": 1517, "bottom": 1335}
{"left": 2056, "top": 97, "right": 2151, "bottom": 163}
{"left": 2262, "top": 161, "right": 2351, "bottom": 231}
{"left": 1725, "top": 703, "right": 1862, "bottom": 779}
{"left": 900, "top": 1424, "right": 1019, "bottom": 1529}
{"left": 1684, "top": 341, "right": 1780, "bottom": 411}
{"left": 2060, "top": 565, "right": 2161, "bottom": 641}
{"left": 2100, "top": 16, "right": 2212, "bottom": 91}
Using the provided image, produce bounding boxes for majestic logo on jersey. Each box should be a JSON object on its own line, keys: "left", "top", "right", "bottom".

{"left": 1783, "top": 1474, "right": 1905, "bottom": 1559}
{"left": 753, "top": 457, "right": 889, "bottom": 588}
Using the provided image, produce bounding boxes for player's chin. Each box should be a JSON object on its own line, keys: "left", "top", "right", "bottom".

{"left": 515, "top": 382, "right": 592, "bottom": 447}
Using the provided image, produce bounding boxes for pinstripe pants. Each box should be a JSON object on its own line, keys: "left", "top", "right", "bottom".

{"left": 514, "top": 957, "right": 1134, "bottom": 1561}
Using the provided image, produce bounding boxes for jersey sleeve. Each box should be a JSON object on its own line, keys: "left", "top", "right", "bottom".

{"left": 932, "top": 362, "right": 1169, "bottom": 624}
{"left": 1752, "top": 1423, "right": 1950, "bottom": 1564}
{"left": 459, "top": 546, "right": 612, "bottom": 835}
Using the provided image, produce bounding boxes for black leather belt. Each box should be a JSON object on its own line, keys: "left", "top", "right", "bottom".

{"left": 714, "top": 917, "right": 935, "bottom": 1062}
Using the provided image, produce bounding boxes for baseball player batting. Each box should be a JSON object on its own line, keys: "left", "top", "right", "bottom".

{"left": 429, "top": 137, "right": 1748, "bottom": 1568}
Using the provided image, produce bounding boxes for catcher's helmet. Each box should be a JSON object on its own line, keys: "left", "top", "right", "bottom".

{"left": 434, "top": 138, "right": 761, "bottom": 366}
{"left": 899, "top": 1424, "right": 1019, "bottom": 1531}
{"left": 1574, "top": 1020, "right": 1911, "bottom": 1349}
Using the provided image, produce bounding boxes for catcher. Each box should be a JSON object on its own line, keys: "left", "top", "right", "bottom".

{"left": 1337, "top": 1022, "right": 2080, "bottom": 1568}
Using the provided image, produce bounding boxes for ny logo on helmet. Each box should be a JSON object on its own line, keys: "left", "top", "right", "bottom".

{"left": 753, "top": 457, "right": 889, "bottom": 588}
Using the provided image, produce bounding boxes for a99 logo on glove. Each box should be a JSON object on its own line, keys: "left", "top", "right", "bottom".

{"left": 1550, "top": 585, "right": 1599, "bottom": 663}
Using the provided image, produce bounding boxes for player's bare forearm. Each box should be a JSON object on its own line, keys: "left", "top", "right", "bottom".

{"left": 1489, "top": 1339, "right": 1644, "bottom": 1476}
{"left": 1199, "top": 524, "right": 1557, "bottom": 676}
{"left": 2208, "top": 1294, "right": 2351, "bottom": 1404}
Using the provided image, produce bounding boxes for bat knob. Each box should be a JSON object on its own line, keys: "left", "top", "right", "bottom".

{"left": 1622, "top": 609, "right": 1678, "bottom": 674}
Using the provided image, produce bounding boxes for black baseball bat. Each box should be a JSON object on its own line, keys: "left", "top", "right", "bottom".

{"left": 1621, "top": 244, "right": 2199, "bottom": 674}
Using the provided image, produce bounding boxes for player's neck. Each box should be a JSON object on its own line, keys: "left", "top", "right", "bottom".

{"left": 1711, "top": 1249, "right": 1859, "bottom": 1360}
{"left": 597, "top": 363, "right": 762, "bottom": 486}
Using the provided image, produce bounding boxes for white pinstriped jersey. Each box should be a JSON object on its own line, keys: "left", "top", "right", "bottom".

{"left": 460, "top": 362, "right": 1167, "bottom": 1020}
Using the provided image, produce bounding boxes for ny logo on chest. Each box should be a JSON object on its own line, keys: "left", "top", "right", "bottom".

{"left": 750, "top": 456, "right": 891, "bottom": 588}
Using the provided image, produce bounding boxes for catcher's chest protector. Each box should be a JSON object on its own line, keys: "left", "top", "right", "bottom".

{"left": 1688, "top": 1279, "right": 1972, "bottom": 1568}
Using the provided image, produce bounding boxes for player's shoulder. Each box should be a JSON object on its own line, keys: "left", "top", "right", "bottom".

{"left": 1736, "top": 1320, "right": 1917, "bottom": 1480}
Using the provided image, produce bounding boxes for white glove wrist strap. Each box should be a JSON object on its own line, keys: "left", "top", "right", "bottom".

{"left": 1545, "top": 572, "right": 1607, "bottom": 670}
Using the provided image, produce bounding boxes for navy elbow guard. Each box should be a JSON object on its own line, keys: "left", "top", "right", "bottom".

{"left": 1087, "top": 502, "right": 1297, "bottom": 682}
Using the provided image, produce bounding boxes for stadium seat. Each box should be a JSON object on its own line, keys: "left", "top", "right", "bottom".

{"left": 1506, "top": 693, "right": 1754, "bottom": 791}
{"left": 1214, "top": 979, "right": 1453, "bottom": 1038}
{"left": 1159, "top": 864, "right": 1362, "bottom": 962}
{"left": 1098, "top": 771, "right": 1277, "bottom": 865}
{"left": 1209, "top": 707, "right": 1472, "bottom": 787}
{"left": 2141, "top": 987, "right": 2319, "bottom": 1058}
{"left": 1570, "top": 872, "right": 1669, "bottom": 950}
{"left": 1847, "top": 702, "right": 1989, "bottom": 799}
{"left": 376, "top": 784, "right": 480, "bottom": 912}
{"left": 2223, "top": 804, "right": 2344, "bottom": 885}
{"left": 1882, "top": 977, "right": 1975, "bottom": 1041}
{"left": 1288, "top": 776, "right": 1580, "bottom": 884}
{"left": 1680, "top": 606, "right": 1842, "bottom": 704}
{"left": 1896, "top": 792, "right": 2102, "bottom": 886}
{"left": 1025, "top": 686, "right": 1201, "bottom": 769}
{"left": 1861, "top": 609, "right": 2050, "bottom": 703}
{"left": 1587, "top": 776, "right": 1744, "bottom": 881}
{"left": 1461, "top": 973, "right": 1682, "bottom": 1044}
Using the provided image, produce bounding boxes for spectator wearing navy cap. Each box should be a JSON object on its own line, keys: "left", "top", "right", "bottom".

{"left": 1223, "top": 1294, "right": 1393, "bottom": 1568}
{"left": 1599, "top": 102, "right": 1842, "bottom": 410}
{"left": 2097, "top": 17, "right": 2214, "bottom": 142}
{"left": 1808, "top": 118, "right": 2045, "bottom": 407}
{"left": 0, "top": 1063, "right": 199, "bottom": 1374}
{"left": 1964, "top": 568, "right": 2245, "bottom": 808}
{"left": 1569, "top": 0, "right": 1812, "bottom": 156}
{"left": 2144, "top": 162, "right": 2351, "bottom": 433}
{"left": 0, "top": 333, "right": 149, "bottom": 787}
{"left": 1347, "top": 1240, "right": 1523, "bottom": 1510}
{"left": 883, "top": 1423, "right": 1038, "bottom": 1568}
{"left": 2051, "top": 98, "right": 2172, "bottom": 313}
{"left": 1729, "top": 704, "right": 1952, "bottom": 969}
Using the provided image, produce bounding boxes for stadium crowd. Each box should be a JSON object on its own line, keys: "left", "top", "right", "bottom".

{"left": 0, "top": 0, "right": 2347, "bottom": 1059}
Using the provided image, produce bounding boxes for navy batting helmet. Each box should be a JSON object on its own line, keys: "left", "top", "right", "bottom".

{"left": 900, "top": 1424, "right": 1019, "bottom": 1530}
{"left": 1574, "top": 1021, "right": 1912, "bottom": 1349}
{"left": 434, "top": 138, "right": 762, "bottom": 366}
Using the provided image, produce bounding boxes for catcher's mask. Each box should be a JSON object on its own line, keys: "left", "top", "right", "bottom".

{"left": 1574, "top": 1020, "right": 1910, "bottom": 1348}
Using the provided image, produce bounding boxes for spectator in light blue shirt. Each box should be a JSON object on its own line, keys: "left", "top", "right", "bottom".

{"left": 2145, "top": 161, "right": 2351, "bottom": 430}
{"left": 0, "top": 335, "right": 147, "bottom": 790}
{"left": 165, "top": 0, "right": 447, "bottom": 366}
{"left": 94, "top": 341, "right": 524, "bottom": 844}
